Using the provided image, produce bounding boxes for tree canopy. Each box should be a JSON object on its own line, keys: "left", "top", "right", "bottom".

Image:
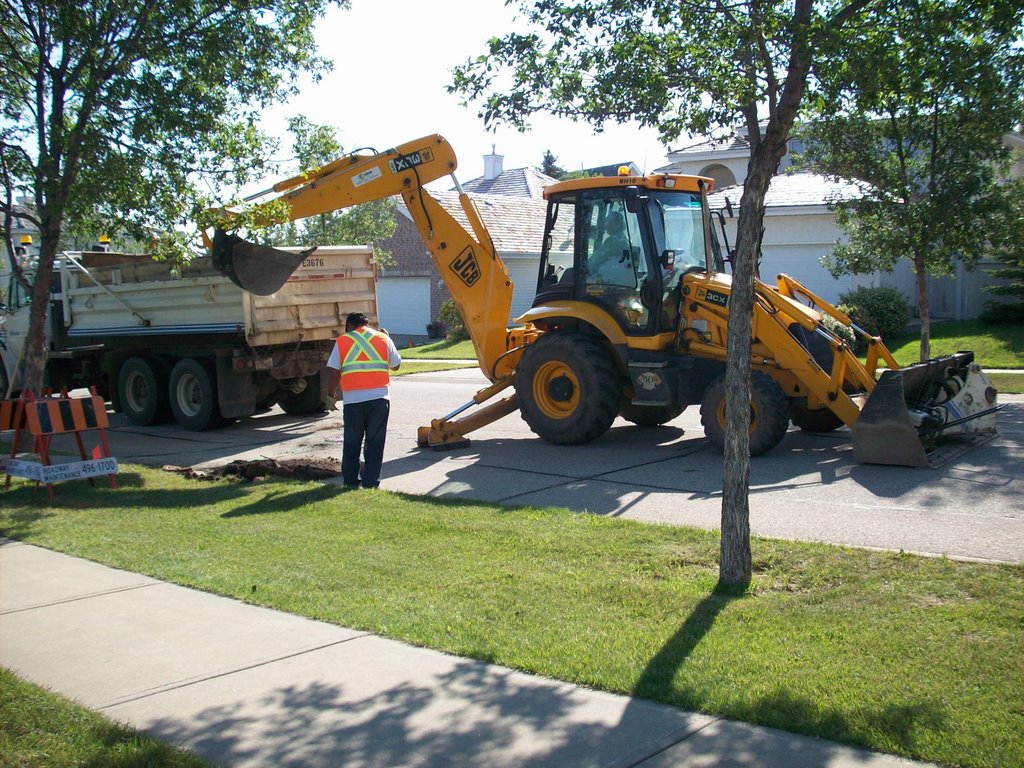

{"left": 800, "top": 0, "right": 1024, "bottom": 359}
{"left": 0, "top": 0, "right": 344, "bottom": 394}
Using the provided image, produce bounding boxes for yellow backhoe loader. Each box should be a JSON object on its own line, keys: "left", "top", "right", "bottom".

{"left": 210, "top": 134, "right": 1000, "bottom": 467}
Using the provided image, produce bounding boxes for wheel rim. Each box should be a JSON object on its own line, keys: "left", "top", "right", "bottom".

{"left": 532, "top": 360, "right": 579, "bottom": 419}
{"left": 124, "top": 371, "right": 149, "bottom": 413}
{"left": 715, "top": 397, "right": 760, "bottom": 434}
{"left": 175, "top": 373, "right": 203, "bottom": 418}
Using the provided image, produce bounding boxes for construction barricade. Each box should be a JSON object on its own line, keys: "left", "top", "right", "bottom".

{"left": 4, "top": 387, "right": 118, "bottom": 499}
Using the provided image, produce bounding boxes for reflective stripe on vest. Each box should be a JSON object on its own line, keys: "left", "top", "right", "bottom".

{"left": 338, "top": 328, "right": 390, "bottom": 392}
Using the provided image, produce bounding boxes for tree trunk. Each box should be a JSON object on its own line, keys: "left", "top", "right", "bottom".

{"left": 20, "top": 226, "right": 62, "bottom": 396}
{"left": 719, "top": 0, "right": 813, "bottom": 586}
{"left": 914, "top": 251, "right": 930, "bottom": 362}
{"left": 720, "top": 152, "right": 775, "bottom": 587}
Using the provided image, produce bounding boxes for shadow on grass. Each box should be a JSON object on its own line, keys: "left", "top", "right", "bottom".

{"left": 221, "top": 484, "right": 349, "bottom": 517}
{"left": 632, "top": 582, "right": 743, "bottom": 700}
{"left": 630, "top": 583, "right": 949, "bottom": 763}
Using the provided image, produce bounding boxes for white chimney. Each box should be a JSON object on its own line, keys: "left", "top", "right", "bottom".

{"left": 483, "top": 144, "right": 504, "bottom": 180}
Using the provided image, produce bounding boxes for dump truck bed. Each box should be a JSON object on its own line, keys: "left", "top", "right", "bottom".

{"left": 61, "top": 246, "right": 377, "bottom": 347}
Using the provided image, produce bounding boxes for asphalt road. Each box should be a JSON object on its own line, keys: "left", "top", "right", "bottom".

{"left": 23, "top": 368, "right": 1024, "bottom": 564}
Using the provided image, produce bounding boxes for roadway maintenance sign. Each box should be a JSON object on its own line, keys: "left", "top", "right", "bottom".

{"left": 6, "top": 457, "right": 118, "bottom": 484}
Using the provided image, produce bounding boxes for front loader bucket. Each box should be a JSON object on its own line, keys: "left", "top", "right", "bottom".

{"left": 212, "top": 229, "right": 315, "bottom": 296}
{"left": 853, "top": 353, "right": 1001, "bottom": 468}
{"left": 853, "top": 370, "right": 930, "bottom": 467}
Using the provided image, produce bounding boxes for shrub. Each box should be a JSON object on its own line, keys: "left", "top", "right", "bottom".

{"left": 425, "top": 320, "right": 449, "bottom": 339}
{"left": 439, "top": 299, "right": 469, "bottom": 341}
{"left": 837, "top": 286, "right": 911, "bottom": 349}
{"left": 820, "top": 312, "right": 856, "bottom": 348}
{"left": 979, "top": 299, "right": 1024, "bottom": 324}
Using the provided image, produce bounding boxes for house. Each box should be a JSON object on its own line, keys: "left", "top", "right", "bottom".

{"left": 656, "top": 129, "right": 874, "bottom": 305}
{"left": 658, "top": 126, "right": 1024, "bottom": 319}
{"left": 374, "top": 148, "right": 557, "bottom": 335}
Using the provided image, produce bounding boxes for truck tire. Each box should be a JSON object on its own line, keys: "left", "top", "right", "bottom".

{"left": 516, "top": 333, "right": 621, "bottom": 445}
{"left": 699, "top": 371, "right": 790, "bottom": 456}
{"left": 118, "top": 357, "right": 171, "bottom": 426}
{"left": 790, "top": 405, "right": 844, "bottom": 433}
{"left": 620, "top": 402, "right": 685, "bottom": 427}
{"left": 169, "top": 357, "right": 224, "bottom": 431}
{"left": 278, "top": 374, "right": 325, "bottom": 415}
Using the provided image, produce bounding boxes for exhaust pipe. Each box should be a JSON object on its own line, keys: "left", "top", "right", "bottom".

{"left": 212, "top": 229, "right": 316, "bottom": 296}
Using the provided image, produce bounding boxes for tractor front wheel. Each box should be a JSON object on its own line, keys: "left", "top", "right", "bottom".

{"left": 515, "top": 333, "right": 621, "bottom": 445}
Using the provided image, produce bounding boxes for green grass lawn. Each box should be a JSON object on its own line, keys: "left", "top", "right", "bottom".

{"left": 886, "top": 321, "right": 1024, "bottom": 369}
{"left": 2, "top": 469, "right": 1021, "bottom": 768}
{"left": 394, "top": 360, "right": 477, "bottom": 376}
{"left": 0, "top": 668, "right": 212, "bottom": 767}
{"left": 400, "top": 338, "right": 476, "bottom": 359}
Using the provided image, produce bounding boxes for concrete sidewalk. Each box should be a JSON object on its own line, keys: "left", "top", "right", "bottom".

{"left": 1, "top": 539, "right": 934, "bottom": 768}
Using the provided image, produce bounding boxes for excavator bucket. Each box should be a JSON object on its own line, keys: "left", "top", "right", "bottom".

{"left": 211, "top": 229, "right": 315, "bottom": 296}
{"left": 853, "top": 352, "right": 1001, "bottom": 467}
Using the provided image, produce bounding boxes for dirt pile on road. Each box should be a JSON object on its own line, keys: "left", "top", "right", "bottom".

{"left": 164, "top": 457, "right": 340, "bottom": 482}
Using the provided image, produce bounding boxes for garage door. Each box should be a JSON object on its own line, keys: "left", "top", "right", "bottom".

{"left": 506, "top": 259, "right": 542, "bottom": 321}
{"left": 377, "top": 277, "right": 430, "bottom": 336}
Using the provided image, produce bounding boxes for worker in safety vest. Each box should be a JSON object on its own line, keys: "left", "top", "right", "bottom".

{"left": 325, "top": 312, "right": 402, "bottom": 488}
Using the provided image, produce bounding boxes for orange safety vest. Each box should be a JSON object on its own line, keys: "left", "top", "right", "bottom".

{"left": 337, "top": 327, "right": 391, "bottom": 393}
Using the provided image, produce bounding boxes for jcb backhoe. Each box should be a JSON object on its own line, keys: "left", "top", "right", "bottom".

{"left": 210, "top": 134, "right": 1000, "bottom": 467}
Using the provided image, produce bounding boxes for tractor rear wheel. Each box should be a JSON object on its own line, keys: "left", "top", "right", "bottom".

{"left": 699, "top": 371, "right": 790, "bottom": 456}
{"left": 516, "top": 333, "right": 621, "bottom": 445}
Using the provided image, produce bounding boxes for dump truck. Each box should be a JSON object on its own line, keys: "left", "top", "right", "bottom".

{"left": 0, "top": 246, "right": 377, "bottom": 430}
{"left": 209, "top": 134, "right": 999, "bottom": 466}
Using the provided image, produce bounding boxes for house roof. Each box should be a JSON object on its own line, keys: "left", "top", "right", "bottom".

{"left": 661, "top": 135, "right": 752, "bottom": 166}
{"left": 707, "top": 171, "right": 866, "bottom": 210}
{"left": 459, "top": 167, "right": 558, "bottom": 199}
{"left": 431, "top": 191, "right": 547, "bottom": 254}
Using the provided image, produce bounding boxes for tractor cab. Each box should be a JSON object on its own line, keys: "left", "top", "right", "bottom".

{"left": 534, "top": 173, "right": 719, "bottom": 337}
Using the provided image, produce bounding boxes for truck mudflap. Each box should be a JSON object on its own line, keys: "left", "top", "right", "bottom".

{"left": 212, "top": 229, "right": 316, "bottom": 296}
{"left": 853, "top": 352, "right": 1002, "bottom": 467}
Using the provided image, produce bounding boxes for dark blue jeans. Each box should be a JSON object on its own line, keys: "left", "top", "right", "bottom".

{"left": 342, "top": 398, "right": 390, "bottom": 488}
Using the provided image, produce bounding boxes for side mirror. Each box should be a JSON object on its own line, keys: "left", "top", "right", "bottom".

{"left": 659, "top": 250, "right": 676, "bottom": 269}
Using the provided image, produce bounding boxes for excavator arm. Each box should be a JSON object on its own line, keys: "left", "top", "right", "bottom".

{"left": 212, "top": 134, "right": 525, "bottom": 383}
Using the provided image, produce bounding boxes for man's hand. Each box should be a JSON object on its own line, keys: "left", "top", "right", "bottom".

{"left": 325, "top": 393, "right": 339, "bottom": 412}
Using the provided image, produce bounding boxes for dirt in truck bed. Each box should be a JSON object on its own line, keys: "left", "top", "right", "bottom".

{"left": 164, "top": 457, "right": 340, "bottom": 482}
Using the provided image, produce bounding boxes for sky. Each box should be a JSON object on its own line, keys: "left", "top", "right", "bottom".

{"left": 258, "top": 0, "right": 677, "bottom": 185}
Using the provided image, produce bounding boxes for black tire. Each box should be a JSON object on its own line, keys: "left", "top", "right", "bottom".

{"left": 515, "top": 333, "right": 621, "bottom": 445}
{"left": 169, "top": 357, "right": 223, "bottom": 431}
{"left": 118, "top": 356, "right": 171, "bottom": 426}
{"left": 790, "top": 405, "right": 844, "bottom": 433}
{"left": 699, "top": 371, "right": 790, "bottom": 456}
{"left": 278, "top": 374, "right": 325, "bottom": 415}
{"left": 619, "top": 402, "right": 685, "bottom": 427}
